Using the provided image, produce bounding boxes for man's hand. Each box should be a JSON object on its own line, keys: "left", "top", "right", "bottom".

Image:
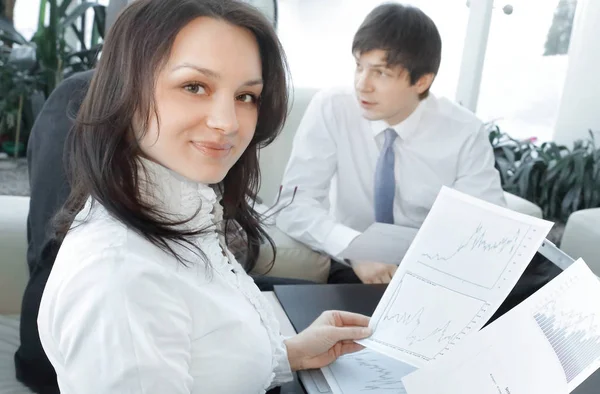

{"left": 351, "top": 261, "right": 397, "bottom": 284}
{"left": 284, "top": 311, "right": 371, "bottom": 371}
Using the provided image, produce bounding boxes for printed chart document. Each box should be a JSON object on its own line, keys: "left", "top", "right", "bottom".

{"left": 321, "top": 349, "right": 416, "bottom": 394}
{"left": 402, "top": 259, "right": 600, "bottom": 394}
{"left": 340, "top": 223, "right": 418, "bottom": 265}
{"left": 359, "top": 187, "right": 553, "bottom": 367}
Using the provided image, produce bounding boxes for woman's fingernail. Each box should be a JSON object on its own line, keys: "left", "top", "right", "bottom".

{"left": 363, "top": 328, "right": 372, "bottom": 336}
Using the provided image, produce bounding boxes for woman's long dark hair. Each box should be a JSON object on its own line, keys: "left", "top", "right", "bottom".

{"left": 54, "top": 0, "right": 289, "bottom": 272}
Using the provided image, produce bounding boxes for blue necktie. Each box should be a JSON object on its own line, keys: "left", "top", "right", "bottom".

{"left": 374, "top": 128, "right": 397, "bottom": 224}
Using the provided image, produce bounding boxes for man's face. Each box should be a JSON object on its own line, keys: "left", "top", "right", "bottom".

{"left": 354, "top": 50, "right": 430, "bottom": 125}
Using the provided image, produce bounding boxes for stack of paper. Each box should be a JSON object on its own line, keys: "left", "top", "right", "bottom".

{"left": 318, "top": 187, "right": 600, "bottom": 394}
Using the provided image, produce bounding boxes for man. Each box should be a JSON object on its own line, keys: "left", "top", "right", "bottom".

{"left": 276, "top": 4, "right": 506, "bottom": 284}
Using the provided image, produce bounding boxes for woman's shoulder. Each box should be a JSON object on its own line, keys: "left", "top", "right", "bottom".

{"left": 38, "top": 214, "right": 193, "bottom": 359}
{"left": 42, "top": 214, "right": 188, "bottom": 325}
{"left": 51, "top": 202, "right": 180, "bottom": 290}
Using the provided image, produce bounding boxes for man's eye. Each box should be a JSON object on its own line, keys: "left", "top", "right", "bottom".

{"left": 184, "top": 83, "right": 206, "bottom": 94}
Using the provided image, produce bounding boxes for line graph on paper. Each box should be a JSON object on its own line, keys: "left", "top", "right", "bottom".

{"left": 533, "top": 273, "right": 600, "bottom": 385}
{"left": 414, "top": 195, "right": 535, "bottom": 289}
{"left": 323, "top": 349, "right": 416, "bottom": 394}
{"left": 371, "top": 273, "right": 490, "bottom": 363}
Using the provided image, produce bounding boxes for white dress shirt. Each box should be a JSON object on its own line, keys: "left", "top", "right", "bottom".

{"left": 37, "top": 159, "right": 292, "bottom": 394}
{"left": 276, "top": 86, "right": 506, "bottom": 258}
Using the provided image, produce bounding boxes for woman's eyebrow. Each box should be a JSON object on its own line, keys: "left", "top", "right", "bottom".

{"left": 171, "top": 62, "right": 263, "bottom": 87}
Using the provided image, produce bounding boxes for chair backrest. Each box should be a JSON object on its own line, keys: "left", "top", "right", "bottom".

{"left": 0, "top": 196, "right": 30, "bottom": 314}
{"left": 257, "top": 87, "right": 318, "bottom": 203}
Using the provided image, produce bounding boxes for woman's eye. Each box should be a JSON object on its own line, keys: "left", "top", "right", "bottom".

{"left": 184, "top": 83, "right": 206, "bottom": 95}
{"left": 237, "top": 93, "right": 258, "bottom": 104}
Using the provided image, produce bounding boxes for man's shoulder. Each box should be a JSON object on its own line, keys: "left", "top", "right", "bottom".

{"left": 427, "top": 95, "right": 482, "bottom": 130}
{"left": 312, "top": 86, "right": 357, "bottom": 110}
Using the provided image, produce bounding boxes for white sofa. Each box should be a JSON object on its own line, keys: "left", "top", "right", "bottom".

{"left": 560, "top": 208, "right": 600, "bottom": 275}
{"left": 0, "top": 196, "right": 29, "bottom": 315}
{"left": 0, "top": 196, "right": 31, "bottom": 394}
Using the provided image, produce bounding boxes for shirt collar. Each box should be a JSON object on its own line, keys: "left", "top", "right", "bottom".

{"left": 370, "top": 95, "right": 431, "bottom": 140}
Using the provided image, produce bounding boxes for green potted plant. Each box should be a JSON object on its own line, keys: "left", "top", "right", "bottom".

{"left": 31, "top": 0, "right": 106, "bottom": 96}
{"left": 489, "top": 125, "right": 600, "bottom": 223}
{"left": 0, "top": 46, "right": 41, "bottom": 157}
{"left": 0, "top": 0, "right": 106, "bottom": 157}
{"left": 1, "top": 0, "right": 106, "bottom": 97}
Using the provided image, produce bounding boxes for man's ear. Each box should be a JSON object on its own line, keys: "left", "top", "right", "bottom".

{"left": 414, "top": 73, "right": 435, "bottom": 95}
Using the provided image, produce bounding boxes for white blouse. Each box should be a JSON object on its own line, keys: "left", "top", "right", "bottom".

{"left": 37, "top": 160, "right": 293, "bottom": 394}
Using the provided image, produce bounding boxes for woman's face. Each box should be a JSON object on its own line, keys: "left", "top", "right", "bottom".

{"left": 139, "top": 17, "right": 263, "bottom": 184}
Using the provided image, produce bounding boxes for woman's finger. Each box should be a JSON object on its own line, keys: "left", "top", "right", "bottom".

{"left": 339, "top": 341, "right": 365, "bottom": 356}
{"left": 330, "top": 325, "right": 372, "bottom": 342}
{"left": 332, "top": 311, "right": 371, "bottom": 327}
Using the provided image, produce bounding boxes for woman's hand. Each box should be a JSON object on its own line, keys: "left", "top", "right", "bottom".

{"left": 284, "top": 310, "right": 372, "bottom": 371}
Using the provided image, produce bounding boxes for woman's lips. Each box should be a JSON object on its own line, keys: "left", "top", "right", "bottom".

{"left": 191, "top": 141, "right": 233, "bottom": 159}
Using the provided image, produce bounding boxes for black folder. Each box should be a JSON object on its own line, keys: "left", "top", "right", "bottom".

{"left": 273, "top": 284, "right": 386, "bottom": 333}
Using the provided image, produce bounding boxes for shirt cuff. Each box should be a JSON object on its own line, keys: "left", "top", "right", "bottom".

{"left": 268, "top": 336, "right": 294, "bottom": 389}
{"left": 323, "top": 223, "right": 362, "bottom": 258}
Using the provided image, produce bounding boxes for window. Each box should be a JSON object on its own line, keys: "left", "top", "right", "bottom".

{"left": 476, "top": 0, "right": 575, "bottom": 141}
{"left": 276, "top": 0, "right": 468, "bottom": 100}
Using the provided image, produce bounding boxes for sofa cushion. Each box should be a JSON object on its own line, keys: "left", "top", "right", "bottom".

{"left": 503, "top": 192, "right": 542, "bottom": 218}
{"left": 561, "top": 208, "right": 600, "bottom": 275}
{"left": 0, "top": 196, "right": 30, "bottom": 314}
{"left": 0, "top": 315, "right": 32, "bottom": 393}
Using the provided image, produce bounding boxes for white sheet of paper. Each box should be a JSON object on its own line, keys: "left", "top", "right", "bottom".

{"left": 402, "top": 259, "right": 600, "bottom": 394}
{"left": 358, "top": 187, "right": 553, "bottom": 367}
{"left": 321, "top": 349, "right": 416, "bottom": 394}
{"left": 340, "top": 223, "right": 418, "bottom": 265}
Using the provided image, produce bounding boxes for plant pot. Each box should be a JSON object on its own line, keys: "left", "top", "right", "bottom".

{"left": 1, "top": 141, "right": 26, "bottom": 157}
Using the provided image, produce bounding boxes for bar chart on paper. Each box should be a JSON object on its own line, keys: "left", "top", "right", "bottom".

{"left": 402, "top": 260, "right": 600, "bottom": 394}
{"left": 533, "top": 273, "right": 600, "bottom": 387}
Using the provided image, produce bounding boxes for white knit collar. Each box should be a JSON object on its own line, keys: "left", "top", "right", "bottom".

{"left": 137, "top": 158, "right": 223, "bottom": 230}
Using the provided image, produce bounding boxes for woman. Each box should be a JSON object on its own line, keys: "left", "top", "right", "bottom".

{"left": 36, "top": 0, "right": 371, "bottom": 393}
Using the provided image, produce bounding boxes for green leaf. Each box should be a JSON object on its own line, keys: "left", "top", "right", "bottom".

{"left": 58, "top": 0, "right": 75, "bottom": 16}
{"left": 0, "top": 16, "right": 27, "bottom": 45}
{"left": 38, "top": 0, "right": 47, "bottom": 32}
{"left": 500, "top": 146, "right": 516, "bottom": 165}
{"left": 70, "top": 25, "right": 86, "bottom": 50}
{"left": 60, "top": 2, "right": 105, "bottom": 31}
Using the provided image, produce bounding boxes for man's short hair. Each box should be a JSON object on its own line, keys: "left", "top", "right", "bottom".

{"left": 352, "top": 3, "right": 442, "bottom": 98}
